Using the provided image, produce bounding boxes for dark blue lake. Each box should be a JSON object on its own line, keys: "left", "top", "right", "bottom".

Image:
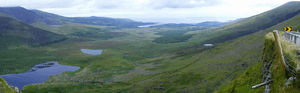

{"left": 0, "top": 61, "right": 80, "bottom": 90}
{"left": 81, "top": 49, "right": 102, "bottom": 55}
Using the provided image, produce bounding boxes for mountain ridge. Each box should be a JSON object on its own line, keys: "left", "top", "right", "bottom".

{"left": 0, "top": 16, "right": 67, "bottom": 47}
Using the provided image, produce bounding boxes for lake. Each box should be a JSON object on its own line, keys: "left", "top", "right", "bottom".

{"left": 81, "top": 49, "right": 102, "bottom": 55}
{"left": 0, "top": 61, "right": 80, "bottom": 90}
{"left": 203, "top": 44, "right": 214, "bottom": 46}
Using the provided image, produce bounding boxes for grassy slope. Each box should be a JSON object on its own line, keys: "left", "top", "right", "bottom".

{"left": 0, "top": 77, "right": 20, "bottom": 93}
{"left": 188, "top": 1, "right": 300, "bottom": 45}
{"left": 0, "top": 15, "right": 67, "bottom": 75}
{"left": 0, "top": 7, "right": 42, "bottom": 24}
{"left": 0, "top": 16, "right": 67, "bottom": 47}
{"left": 32, "top": 10, "right": 153, "bottom": 28}
{"left": 216, "top": 32, "right": 300, "bottom": 93}
{"left": 216, "top": 9, "right": 300, "bottom": 93}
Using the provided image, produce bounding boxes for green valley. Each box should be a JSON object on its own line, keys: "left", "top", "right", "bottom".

{"left": 1, "top": 1, "right": 300, "bottom": 93}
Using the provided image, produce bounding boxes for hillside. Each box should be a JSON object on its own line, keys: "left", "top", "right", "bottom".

{"left": 0, "top": 77, "right": 21, "bottom": 93}
{"left": 0, "top": 7, "right": 42, "bottom": 24}
{"left": 0, "top": 16, "right": 67, "bottom": 47}
{"left": 190, "top": 1, "right": 300, "bottom": 45}
{"left": 31, "top": 10, "right": 154, "bottom": 28}
{"left": 216, "top": 7, "right": 300, "bottom": 92}
{"left": 149, "top": 21, "right": 228, "bottom": 28}
{"left": 0, "top": 7, "right": 154, "bottom": 28}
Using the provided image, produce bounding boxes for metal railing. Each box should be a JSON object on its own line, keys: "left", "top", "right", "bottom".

{"left": 284, "top": 31, "right": 300, "bottom": 46}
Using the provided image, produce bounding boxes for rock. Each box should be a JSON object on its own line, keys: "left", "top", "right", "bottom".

{"left": 36, "top": 65, "right": 45, "bottom": 68}
{"left": 285, "top": 76, "right": 295, "bottom": 87}
{"left": 29, "top": 68, "right": 37, "bottom": 72}
{"left": 43, "top": 65, "right": 51, "bottom": 67}
{"left": 45, "top": 62, "right": 55, "bottom": 65}
{"left": 14, "top": 87, "right": 19, "bottom": 92}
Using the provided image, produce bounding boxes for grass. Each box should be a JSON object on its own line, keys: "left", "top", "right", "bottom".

{"left": 216, "top": 6, "right": 300, "bottom": 92}
{"left": 216, "top": 31, "right": 300, "bottom": 93}
{"left": 0, "top": 77, "right": 19, "bottom": 93}
{"left": 0, "top": 47, "right": 63, "bottom": 75}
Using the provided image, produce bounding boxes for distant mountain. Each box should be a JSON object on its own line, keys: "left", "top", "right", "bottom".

{"left": 65, "top": 16, "right": 154, "bottom": 28}
{"left": 149, "top": 21, "right": 229, "bottom": 28}
{"left": 0, "top": 7, "right": 42, "bottom": 24}
{"left": 199, "top": 1, "right": 300, "bottom": 44}
{"left": 227, "top": 18, "right": 245, "bottom": 23}
{"left": 0, "top": 16, "right": 67, "bottom": 47}
{"left": 195, "top": 21, "right": 227, "bottom": 27}
{"left": 0, "top": 7, "right": 154, "bottom": 28}
{"left": 31, "top": 10, "right": 154, "bottom": 27}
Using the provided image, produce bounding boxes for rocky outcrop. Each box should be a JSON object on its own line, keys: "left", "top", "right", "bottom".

{"left": 0, "top": 77, "right": 21, "bottom": 93}
{"left": 29, "top": 61, "right": 56, "bottom": 72}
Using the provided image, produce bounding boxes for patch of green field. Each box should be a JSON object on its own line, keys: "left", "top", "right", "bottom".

{"left": 0, "top": 47, "right": 63, "bottom": 75}
{"left": 153, "top": 27, "right": 206, "bottom": 44}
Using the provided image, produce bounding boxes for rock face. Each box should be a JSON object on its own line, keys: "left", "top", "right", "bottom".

{"left": 0, "top": 77, "right": 21, "bottom": 93}
{"left": 29, "top": 61, "right": 56, "bottom": 72}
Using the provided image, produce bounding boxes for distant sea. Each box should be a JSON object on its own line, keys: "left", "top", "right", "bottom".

{"left": 132, "top": 17, "right": 239, "bottom": 24}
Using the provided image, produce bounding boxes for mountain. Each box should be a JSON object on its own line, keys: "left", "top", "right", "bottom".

{"left": 216, "top": 2, "right": 300, "bottom": 92}
{"left": 0, "top": 7, "right": 42, "bottom": 24}
{"left": 197, "top": 1, "right": 300, "bottom": 45}
{"left": 0, "top": 16, "right": 67, "bottom": 47}
{"left": 31, "top": 10, "right": 154, "bottom": 27}
{"left": 148, "top": 18, "right": 245, "bottom": 28}
{"left": 195, "top": 21, "right": 228, "bottom": 27}
{"left": 65, "top": 16, "right": 154, "bottom": 28}
{"left": 149, "top": 21, "right": 228, "bottom": 28}
{"left": 0, "top": 7, "right": 154, "bottom": 28}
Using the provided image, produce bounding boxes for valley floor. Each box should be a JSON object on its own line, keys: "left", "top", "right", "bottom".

{"left": 0, "top": 26, "right": 265, "bottom": 93}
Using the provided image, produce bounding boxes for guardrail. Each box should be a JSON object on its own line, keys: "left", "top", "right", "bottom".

{"left": 284, "top": 31, "right": 300, "bottom": 46}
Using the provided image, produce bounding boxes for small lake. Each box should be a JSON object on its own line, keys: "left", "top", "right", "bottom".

{"left": 0, "top": 61, "right": 80, "bottom": 90}
{"left": 81, "top": 49, "right": 102, "bottom": 55}
{"left": 203, "top": 44, "right": 214, "bottom": 46}
{"left": 138, "top": 23, "right": 165, "bottom": 28}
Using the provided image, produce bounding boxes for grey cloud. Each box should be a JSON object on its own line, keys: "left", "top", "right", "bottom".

{"left": 66, "top": 0, "right": 224, "bottom": 10}
{"left": 0, "top": 0, "right": 223, "bottom": 10}
{"left": 251, "top": 3, "right": 281, "bottom": 7}
{"left": 0, "top": 0, "right": 94, "bottom": 9}
{"left": 147, "top": 0, "right": 223, "bottom": 9}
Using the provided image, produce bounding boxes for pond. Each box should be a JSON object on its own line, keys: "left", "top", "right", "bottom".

{"left": 0, "top": 61, "right": 80, "bottom": 90}
{"left": 81, "top": 49, "right": 102, "bottom": 55}
{"left": 203, "top": 44, "right": 214, "bottom": 46}
{"left": 138, "top": 23, "right": 165, "bottom": 28}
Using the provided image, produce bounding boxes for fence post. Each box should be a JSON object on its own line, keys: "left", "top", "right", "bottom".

{"left": 273, "top": 30, "right": 286, "bottom": 74}
{"left": 295, "top": 35, "right": 297, "bottom": 44}
{"left": 289, "top": 33, "right": 291, "bottom": 41}
{"left": 290, "top": 33, "right": 293, "bottom": 42}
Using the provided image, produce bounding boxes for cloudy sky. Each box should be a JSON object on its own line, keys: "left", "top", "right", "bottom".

{"left": 0, "top": 0, "right": 298, "bottom": 23}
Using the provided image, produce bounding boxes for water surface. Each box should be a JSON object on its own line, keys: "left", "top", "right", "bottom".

{"left": 203, "top": 44, "right": 214, "bottom": 46}
{"left": 0, "top": 61, "right": 80, "bottom": 90}
{"left": 81, "top": 49, "right": 102, "bottom": 55}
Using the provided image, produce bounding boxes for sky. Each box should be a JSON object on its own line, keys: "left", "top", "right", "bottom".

{"left": 0, "top": 0, "right": 298, "bottom": 23}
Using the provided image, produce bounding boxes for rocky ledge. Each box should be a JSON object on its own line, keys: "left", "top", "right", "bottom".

{"left": 29, "top": 62, "right": 56, "bottom": 72}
